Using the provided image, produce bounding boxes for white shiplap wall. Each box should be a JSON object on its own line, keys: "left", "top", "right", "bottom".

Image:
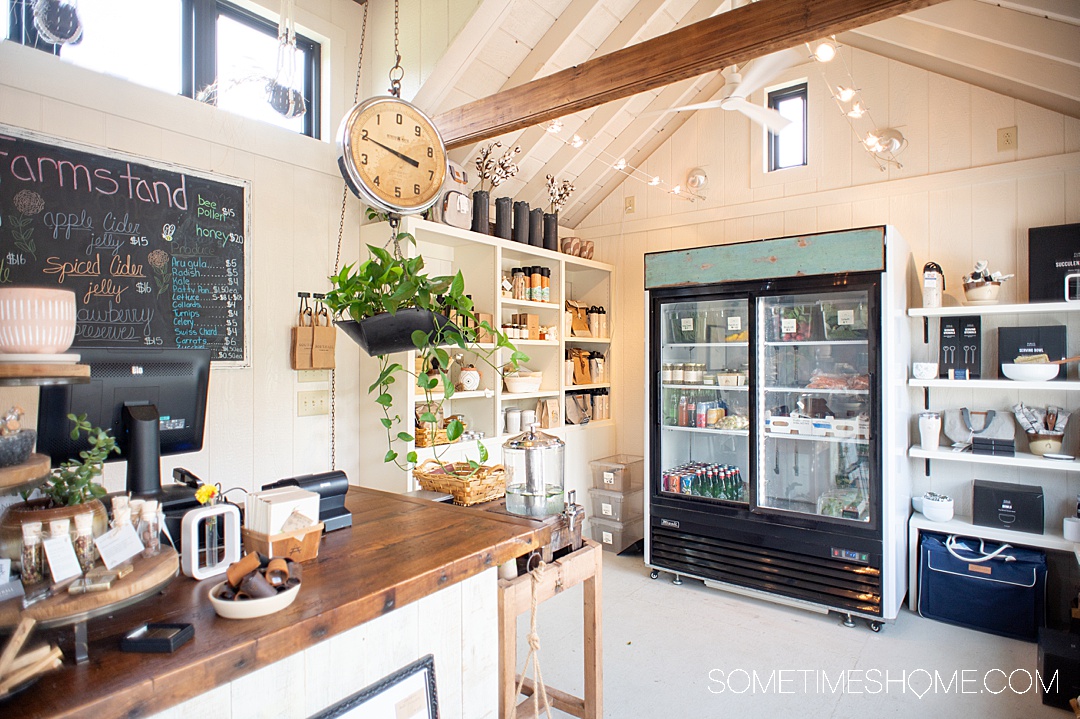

{"left": 578, "top": 47, "right": 1080, "bottom": 531}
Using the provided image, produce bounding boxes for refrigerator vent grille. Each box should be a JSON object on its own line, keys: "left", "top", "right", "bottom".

{"left": 651, "top": 527, "right": 882, "bottom": 616}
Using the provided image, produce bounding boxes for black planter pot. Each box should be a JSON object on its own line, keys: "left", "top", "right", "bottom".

{"left": 471, "top": 190, "right": 490, "bottom": 234}
{"left": 336, "top": 309, "right": 456, "bottom": 357}
{"left": 543, "top": 212, "right": 559, "bottom": 252}
{"left": 513, "top": 201, "right": 530, "bottom": 243}
{"left": 494, "top": 197, "right": 513, "bottom": 239}
{"left": 529, "top": 208, "right": 543, "bottom": 247}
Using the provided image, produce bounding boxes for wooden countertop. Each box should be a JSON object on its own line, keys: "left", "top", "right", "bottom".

{"left": 2, "top": 487, "right": 549, "bottom": 718}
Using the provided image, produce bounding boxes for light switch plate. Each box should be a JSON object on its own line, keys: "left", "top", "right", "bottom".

{"left": 297, "top": 390, "right": 329, "bottom": 416}
{"left": 997, "top": 126, "right": 1017, "bottom": 151}
{"left": 297, "top": 370, "right": 328, "bottom": 383}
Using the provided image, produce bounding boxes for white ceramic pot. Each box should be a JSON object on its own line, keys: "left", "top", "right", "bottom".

{"left": 0, "top": 287, "right": 77, "bottom": 353}
{"left": 920, "top": 492, "right": 954, "bottom": 523}
{"left": 1027, "top": 433, "right": 1063, "bottom": 456}
{"left": 912, "top": 362, "right": 938, "bottom": 380}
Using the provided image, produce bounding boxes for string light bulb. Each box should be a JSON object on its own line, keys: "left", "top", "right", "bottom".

{"left": 570, "top": 135, "right": 584, "bottom": 148}
{"left": 811, "top": 38, "right": 837, "bottom": 62}
{"left": 546, "top": 119, "right": 563, "bottom": 134}
{"left": 672, "top": 184, "right": 682, "bottom": 195}
{"left": 846, "top": 102, "right": 866, "bottom": 119}
{"left": 648, "top": 176, "right": 661, "bottom": 186}
{"left": 613, "top": 158, "right": 627, "bottom": 171}
{"left": 836, "top": 86, "right": 857, "bottom": 102}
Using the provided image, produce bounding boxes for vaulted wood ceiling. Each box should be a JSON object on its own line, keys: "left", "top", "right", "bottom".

{"left": 412, "top": 0, "right": 1080, "bottom": 229}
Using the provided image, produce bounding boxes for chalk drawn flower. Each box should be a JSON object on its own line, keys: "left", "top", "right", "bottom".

{"left": 147, "top": 250, "right": 171, "bottom": 297}
{"left": 7, "top": 190, "right": 44, "bottom": 260}
{"left": 12, "top": 190, "right": 44, "bottom": 216}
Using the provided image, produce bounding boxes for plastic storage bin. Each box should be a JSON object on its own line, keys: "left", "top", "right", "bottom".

{"left": 588, "top": 488, "right": 643, "bottom": 523}
{"left": 590, "top": 516, "right": 644, "bottom": 553}
{"left": 589, "top": 454, "right": 644, "bottom": 492}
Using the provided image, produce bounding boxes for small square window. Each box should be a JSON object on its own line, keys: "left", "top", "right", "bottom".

{"left": 767, "top": 83, "right": 807, "bottom": 172}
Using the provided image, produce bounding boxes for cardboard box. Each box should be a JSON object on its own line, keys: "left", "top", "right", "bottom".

{"left": 1028, "top": 223, "right": 1080, "bottom": 303}
{"left": 475, "top": 312, "right": 494, "bottom": 343}
{"left": 939, "top": 316, "right": 981, "bottom": 379}
{"left": 998, "top": 325, "right": 1067, "bottom": 381}
{"left": 513, "top": 313, "right": 540, "bottom": 340}
{"left": 790, "top": 417, "right": 814, "bottom": 435}
{"left": 973, "top": 479, "right": 1043, "bottom": 534}
{"left": 767, "top": 416, "right": 793, "bottom": 434}
{"left": 830, "top": 419, "right": 859, "bottom": 438}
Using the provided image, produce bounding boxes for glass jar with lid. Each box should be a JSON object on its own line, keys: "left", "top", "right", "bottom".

{"left": 684, "top": 363, "right": 704, "bottom": 384}
{"left": 662, "top": 363, "right": 674, "bottom": 383}
{"left": 503, "top": 425, "right": 565, "bottom": 517}
{"left": 670, "top": 363, "right": 685, "bottom": 383}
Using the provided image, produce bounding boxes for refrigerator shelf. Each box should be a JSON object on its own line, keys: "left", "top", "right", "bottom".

{"left": 662, "top": 425, "right": 749, "bottom": 437}
{"left": 763, "top": 340, "right": 868, "bottom": 347}
{"left": 764, "top": 432, "right": 869, "bottom": 445}
{"left": 665, "top": 342, "right": 749, "bottom": 348}
{"left": 764, "top": 386, "right": 870, "bottom": 395}
{"left": 662, "top": 384, "right": 748, "bottom": 391}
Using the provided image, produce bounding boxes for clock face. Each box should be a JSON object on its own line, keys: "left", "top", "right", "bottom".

{"left": 337, "top": 97, "right": 448, "bottom": 215}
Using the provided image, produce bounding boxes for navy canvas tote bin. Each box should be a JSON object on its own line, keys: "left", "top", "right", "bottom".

{"left": 918, "top": 531, "right": 1046, "bottom": 641}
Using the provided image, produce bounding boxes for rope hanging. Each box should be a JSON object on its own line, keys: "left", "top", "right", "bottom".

{"left": 514, "top": 560, "right": 552, "bottom": 719}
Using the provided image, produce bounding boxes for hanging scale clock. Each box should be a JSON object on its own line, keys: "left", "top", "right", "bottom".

{"left": 336, "top": 25, "right": 446, "bottom": 216}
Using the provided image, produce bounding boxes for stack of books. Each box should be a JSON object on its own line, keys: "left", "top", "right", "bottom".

{"left": 971, "top": 437, "right": 1015, "bottom": 457}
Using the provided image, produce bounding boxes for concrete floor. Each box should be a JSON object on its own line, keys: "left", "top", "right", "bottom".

{"left": 515, "top": 546, "right": 1066, "bottom": 718}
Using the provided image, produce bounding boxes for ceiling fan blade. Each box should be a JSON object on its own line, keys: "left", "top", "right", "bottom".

{"left": 725, "top": 97, "right": 793, "bottom": 133}
{"left": 731, "top": 48, "right": 804, "bottom": 98}
{"left": 645, "top": 99, "right": 726, "bottom": 115}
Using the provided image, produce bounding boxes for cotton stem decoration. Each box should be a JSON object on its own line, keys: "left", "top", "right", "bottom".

{"left": 546, "top": 175, "right": 575, "bottom": 214}
{"left": 475, "top": 142, "right": 521, "bottom": 193}
{"left": 267, "top": 0, "right": 306, "bottom": 119}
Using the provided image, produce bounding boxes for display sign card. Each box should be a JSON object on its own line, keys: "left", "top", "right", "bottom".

{"left": 94, "top": 523, "right": 145, "bottom": 569}
{"left": 43, "top": 535, "right": 82, "bottom": 583}
{"left": 998, "top": 326, "right": 1067, "bottom": 381}
{"left": 939, "top": 316, "right": 981, "bottom": 379}
{"left": 1028, "top": 223, "right": 1080, "bottom": 302}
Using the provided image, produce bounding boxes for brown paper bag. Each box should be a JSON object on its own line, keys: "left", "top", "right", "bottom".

{"left": 571, "top": 347, "right": 592, "bottom": 385}
{"left": 565, "top": 300, "right": 592, "bottom": 337}
{"left": 311, "top": 309, "right": 336, "bottom": 369}
{"left": 290, "top": 310, "right": 314, "bottom": 370}
{"left": 536, "top": 398, "right": 559, "bottom": 429}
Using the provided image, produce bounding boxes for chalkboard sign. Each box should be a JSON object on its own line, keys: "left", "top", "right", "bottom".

{"left": 0, "top": 125, "right": 249, "bottom": 364}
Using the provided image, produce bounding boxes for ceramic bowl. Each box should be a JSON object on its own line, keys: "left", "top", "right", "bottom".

{"left": 504, "top": 371, "right": 543, "bottom": 394}
{"left": 912, "top": 362, "right": 938, "bottom": 380}
{"left": 962, "top": 280, "right": 1001, "bottom": 304}
{"left": 0, "top": 430, "right": 36, "bottom": 468}
{"left": 920, "top": 493, "right": 954, "bottom": 523}
{"left": 1027, "top": 432, "right": 1063, "bottom": 456}
{"left": 0, "top": 287, "right": 77, "bottom": 354}
{"left": 1001, "top": 363, "right": 1059, "bottom": 382}
{"left": 209, "top": 580, "right": 300, "bottom": 619}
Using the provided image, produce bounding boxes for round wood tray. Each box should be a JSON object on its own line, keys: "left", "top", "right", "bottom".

{"left": 0, "top": 454, "right": 51, "bottom": 494}
{"left": 0, "top": 548, "right": 179, "bottom": 628}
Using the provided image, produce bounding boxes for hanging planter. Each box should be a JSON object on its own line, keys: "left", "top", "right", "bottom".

{"left": 336, "top": 308, "right": 455, "bottom": 357}
{"left": 266, "top": 0, "right": 307, "bottom": 120}
{"left": 33, "top": 0, "right": 82, "bottom": 45}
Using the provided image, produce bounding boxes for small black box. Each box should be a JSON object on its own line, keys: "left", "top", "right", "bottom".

{"left": 998, "top": 326, "right": 1067, "bottom": 381}
{"left": 973, "top": 480, "right": 1044, "bottom": 534}
{"left": 1028, "top": 223, "right": 1080, "bottom": 303}
{"left": 1039, "top": 628, "right": 1080, "bottom": 710}
{"left": 939, "top": 316, "right": 981, "bottom": 379}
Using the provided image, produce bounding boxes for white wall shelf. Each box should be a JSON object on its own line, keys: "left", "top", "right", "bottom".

{"left": 909, "top": 301, "right": 1079, "bottom": 318}
{"left": 500, "top": 298, "right": 560, "bottom": 311}
{"left": 909, "top": 378, "right": 1080, "bottom": 391}
{"left": 566, "top": 383, "right": 610, "bottom": 391}
{"left": 909, "top": 446, "right": 1079, "bottom": 472}
{"left": 566, "top": 337, "right": 611, "bottom": 345}
{"left": 500, "top": 390, "right": 561, "bottom": 401}
{"left": 662, "top": 425, "right": 749, "bottom": 437}
{"left": 766, "top": 433, "right": 869, "bottom": 445}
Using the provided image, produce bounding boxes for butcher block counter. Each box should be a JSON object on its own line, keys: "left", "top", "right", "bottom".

{"left": 1, "top": 487, "right": 550, "bottom": 719}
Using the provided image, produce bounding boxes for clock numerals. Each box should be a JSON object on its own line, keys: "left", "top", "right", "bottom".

{"left": 396, "top": 113, "right": 403, "bottom": 125}
{"left": 372, "top": 175, "right": 380, "bottom": 187}
{"left": 361, "top": 129, "right": 368, "bottom": 140}
{"left": 414, "top": 184, "right": 421, "bottom": 195}
{"left": 428, "top": 170, "right": 434, "bottom": 181}
{"left": 414, "top": 125, "right": 421, "bottom": 137}
{"left": 394, "top": 186, "right": 401, "bottom": 198}
{"left": 360, "top": 153, "right": 368, "bottom": 165}
{"left": 427, "top": 147, "right": 433, "bottom": 158}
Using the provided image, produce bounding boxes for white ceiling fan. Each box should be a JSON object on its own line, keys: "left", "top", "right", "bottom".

{"left": 657, "top": 47, "right": 804, "bottom": 133}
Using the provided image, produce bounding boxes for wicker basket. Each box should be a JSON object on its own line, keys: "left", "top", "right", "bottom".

{"left": 413, "top": 460, "right": 507, "bottom": 506}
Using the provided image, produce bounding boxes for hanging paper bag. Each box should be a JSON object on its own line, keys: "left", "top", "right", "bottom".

{"left": 311, "top": 306, "right": 336, "bottom": 369}
{"left": 571, "top": 347, "right": 592, "bottom": 385}
{"left": 290, "top": 307, "right": 314, "bottom": 370}
{"left": 565, "top": 300, "right": 592, "bottom": 337}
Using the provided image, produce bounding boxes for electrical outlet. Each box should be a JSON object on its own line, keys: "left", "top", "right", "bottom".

{"left": 297, "top": 369, "right": 328, "bottom": 383}
{"left": 624, "top": 195, "right": 636, "bottom": 214}
{"left": 297, "top": 390, "right": 329, "bottom": 416}
{"left": 997, "top": 126, "right": 1017, "bottom": 151}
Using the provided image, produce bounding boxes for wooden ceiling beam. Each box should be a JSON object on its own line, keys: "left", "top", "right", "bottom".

{"left": 433, "top": 0, "right": 947, "bottom": 149}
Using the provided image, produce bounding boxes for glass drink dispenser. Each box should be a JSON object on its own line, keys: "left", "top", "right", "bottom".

{"left": 503, "top": 426, "right": 565, "bottom": 517}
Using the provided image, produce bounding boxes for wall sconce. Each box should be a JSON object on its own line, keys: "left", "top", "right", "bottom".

{"left": 864, "top": 128, "right": 907, "bottom": 157}
{"left": 811, "top": 38, "right": 837, "bottom": 63}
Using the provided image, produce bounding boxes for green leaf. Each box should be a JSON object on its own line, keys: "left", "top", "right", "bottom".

{"left": 407, "top": 451, "right": 418, "bottom": 463}
{"left": 380, "top": 417, "right": 393, "bottom": 429}
{"left": 449, "top": 271, "right": 465, "bottom": 298}
{"left": 419, "top": 412, "right": 438, "bottom": 424}
{"left": 468, "top": 460, "right": 480, "bottom": 471}
{"left": 478, "top": 441, "right": 489, "bottom": 463}
{"left": 376, "top": 392, "right": 393, "bottom": 407}
{"left": 511, "top": 350, "right": 530, "bottom": 365}
{"left": 384, "top": 450, "right": 398, "bottom": 463}
{"left": 445, "top": 418, "right": 463, "bottom": 442}
{"left": 411, "top": 330, "right": 430, "bottom": 349}
{"left": 397, "top": 432, "right": 414, "bottom": 442}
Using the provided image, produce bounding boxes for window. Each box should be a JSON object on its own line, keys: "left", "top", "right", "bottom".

{"left": 767, "top": 82, "right": 807, "bottom": 172}
{"left": 5, "top": 0, "right": 320, "bottom": 138}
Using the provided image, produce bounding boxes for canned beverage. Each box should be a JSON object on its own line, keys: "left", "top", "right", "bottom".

{"left": 696, "top": 403, "right": 708, "bottom": 428}
{"left": 680, "top": 474, "right": 693, "bottom": 494}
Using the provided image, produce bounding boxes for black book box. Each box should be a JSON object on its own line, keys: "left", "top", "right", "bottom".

{"left": 973, "top": 479, "right": 1043, "bottom": 534}
{"left": 998, "top": 325, "right": 1067, "bottom": 380}
{"left": 1028, "top": 223, "right": 1080, "bottom": 302}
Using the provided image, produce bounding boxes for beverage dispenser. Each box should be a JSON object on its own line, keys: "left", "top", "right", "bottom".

{"left": 503, "top": 425, "right": 565, "bottom": 517}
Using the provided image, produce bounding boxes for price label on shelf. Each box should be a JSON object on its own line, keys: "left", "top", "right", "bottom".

{"left": 837, "top": 310, "right": 855, "bottom": 326}
{"left": 681, "top": 318, "right": 694, "bottom": 331}
{"left": 781, "top": 318, "right": 797, "bottom": 334}
{"left": 727, "top": 316, "right": 742, "bottom": 331}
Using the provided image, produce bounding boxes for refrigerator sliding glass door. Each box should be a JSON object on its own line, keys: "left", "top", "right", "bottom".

{"left": 756, "top": 289, "right": 877, "bottom": 527}
{"left": 658, "top": 298, "right": 751, "bottom": 503}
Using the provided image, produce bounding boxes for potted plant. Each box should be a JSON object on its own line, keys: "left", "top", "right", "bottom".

{"left": 325, "top": 223, "right": 527, "bottom": 468}
{"left": 0, "top": 414, "right": 119, "bottom": 562}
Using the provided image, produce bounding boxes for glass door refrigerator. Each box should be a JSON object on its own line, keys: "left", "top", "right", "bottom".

{"left": 644, "top": 227, "right": 910, "bottom": 629}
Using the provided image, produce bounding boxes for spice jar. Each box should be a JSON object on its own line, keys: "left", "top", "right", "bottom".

{"left": 670, "top": 363, "right": 685, "bottom": 383}
{"left": 74, "top": 511, "right": 95, "bottom": 573}
{"left": 20, "top": 521, "right": 44, "bottom": 584}
{"left": 662, "top": 363, "right": 674, "bottom": 383}
{"left": 512, "top": 268, "right": 527, "bottom": 300}
{"left": 141, "top": 500, "right": 160, "bottom": 557}
{"left": 684, "top": 363, "right": 703, "bottom": 384}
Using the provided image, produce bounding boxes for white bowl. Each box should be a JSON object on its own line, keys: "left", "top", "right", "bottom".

{"left": 0, "top": 287, "right": 77, "bottom": 353}
{"left": 1001, "top": 363, "right": 1059, "bottom": 382}
{"left": 919, "top": 493, "right": 954, "bottom": 523}
{"left": 504, "top": 372, "right": 543, "bottom": 393}
{"left": 209, "top": 580, "right": 300, "bottom": 619}
{"left": 963, "top": 281, "right": 1001, "bottom": 304}
{"left": 912, "top": 362, "right": 938, "bottom": 380}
